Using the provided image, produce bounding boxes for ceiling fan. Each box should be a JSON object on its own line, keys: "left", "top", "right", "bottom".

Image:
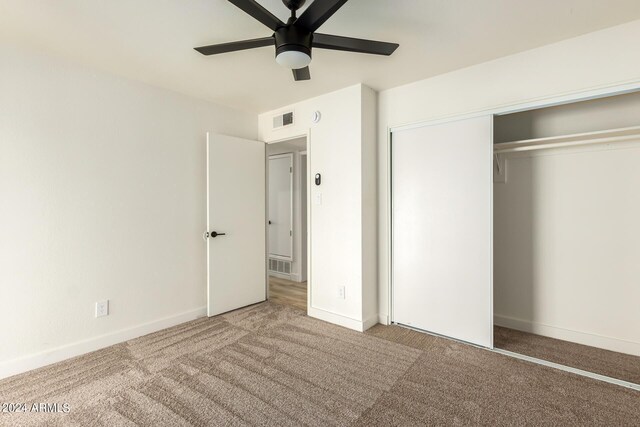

{"left": 194, "top": 0, "right": 399, "bottom": 81}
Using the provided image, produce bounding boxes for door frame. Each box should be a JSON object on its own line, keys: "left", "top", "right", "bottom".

{"left": 386, "top": 82, "right": 640, "bottom": 341}
{"left": 264, "top": 133, "right": 310, "bottom": 309}
{"left": 267, "top": 152, "right": 294, "bottom": 261}
{"left": 299, "top": 151, "right": 308, "bottom": 283}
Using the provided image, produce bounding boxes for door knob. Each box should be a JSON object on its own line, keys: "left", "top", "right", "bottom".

{"left": 210, "top": 231, "right": 226, "bottom": 238}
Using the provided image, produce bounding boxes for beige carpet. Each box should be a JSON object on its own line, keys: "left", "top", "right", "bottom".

{"left": 365, "top": 325, "right": 640, "bottom": 426}
{"left": 0, "top": 303, "right": 638, "bottom": 426}
{"left": 494, "top": 325, "right": 640, "bottom": 385}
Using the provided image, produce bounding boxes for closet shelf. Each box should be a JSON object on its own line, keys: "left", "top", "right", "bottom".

{"left": 494, "top": 125, "right": 640, "bottom": 153}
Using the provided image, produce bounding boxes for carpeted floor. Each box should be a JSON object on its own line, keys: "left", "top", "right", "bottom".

{"left": 494, "top": 325, "right": 640, "bottom": 385}
{"left": 1, "top": 302, "right": 638, "bottom": 426}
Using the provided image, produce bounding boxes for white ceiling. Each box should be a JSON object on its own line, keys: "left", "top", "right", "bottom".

{"left": 2, "top": 0, "right": 640, "bottom": 113}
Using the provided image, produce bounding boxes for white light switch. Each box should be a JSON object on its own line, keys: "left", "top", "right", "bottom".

{"left": 314, "top": 192, "right": 322, "bottom": 205}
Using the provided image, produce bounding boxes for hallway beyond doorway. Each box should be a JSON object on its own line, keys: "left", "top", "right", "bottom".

{"left": 268, "top": 276, "right": 307, "bottom": 312}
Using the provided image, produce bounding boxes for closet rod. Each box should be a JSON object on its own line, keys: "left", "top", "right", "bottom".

{"left": 494, "top": 125, "right": 640, "bottom": 154}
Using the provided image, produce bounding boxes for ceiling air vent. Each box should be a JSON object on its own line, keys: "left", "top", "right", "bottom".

{"left": 273, "top": 111, "right": 294, "bottom": 130}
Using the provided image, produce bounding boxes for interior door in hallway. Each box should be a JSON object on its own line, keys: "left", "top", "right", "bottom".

{"left": 268, "top": 153, "right": 293, "bottom": 259}
{"left": 206, "top": 132, "right": 266, "bottom": 316}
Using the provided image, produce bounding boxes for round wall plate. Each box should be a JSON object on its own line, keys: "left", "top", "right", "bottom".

{"left": 312, "top": 111, "right": 321, "bottom": 123}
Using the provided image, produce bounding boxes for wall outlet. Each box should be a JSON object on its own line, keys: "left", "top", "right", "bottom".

{"left": 95, "top": 300, "right": 109, "bottom": 318}
{"left": 338, "top": 286, "right": 345, "bottom": 300}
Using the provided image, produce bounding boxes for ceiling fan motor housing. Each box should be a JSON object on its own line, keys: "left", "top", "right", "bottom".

{"left": 282, "top": 0, "right": 306, "bottom": 11}
{"left": 274, "top": 25, "right": 312, "bottom": 59}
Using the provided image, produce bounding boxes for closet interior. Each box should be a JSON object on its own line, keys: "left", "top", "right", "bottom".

{"left": 492, "top": 91, "right": 640, "bottom": 384}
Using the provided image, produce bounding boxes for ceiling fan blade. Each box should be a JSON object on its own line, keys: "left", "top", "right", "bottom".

{"left": 228, "top": 0, "right": 285, "bottom": 31}
{"left": 292, "top": 66, "right": 311, "bottom": 81}
{"left": 313, "top": 33, "right": 399, "bottom": 56}
{"left": 295, "top": 0, "right": 349, "bottom": 33}
{"left": 194, "top": 37, "right": 274, "bottom": 55}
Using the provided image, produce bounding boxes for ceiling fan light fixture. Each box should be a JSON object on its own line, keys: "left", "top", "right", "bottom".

{"left": 195, "top": 0, "right": 399, "bottom": 81}
{"left": 276, "top": 49, "right": 311, "bottom": 69}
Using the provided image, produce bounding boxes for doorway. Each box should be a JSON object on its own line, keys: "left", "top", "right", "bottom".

{"left": 387, "top": 88, "right": 640, "bottom": 390}
{"left": 492, "top": 92, "right": 640, "bottom": 386}
{"left": 266, "top": 137, "right": 308, "bottom": 312}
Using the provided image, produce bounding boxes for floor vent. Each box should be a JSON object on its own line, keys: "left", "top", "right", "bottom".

{"left": 269, "top": 258, "right": 291, "bottom": 275}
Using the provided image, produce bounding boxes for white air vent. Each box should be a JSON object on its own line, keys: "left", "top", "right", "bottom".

{"left": 269, "top": 258, "right": 292, "bottom": 275}
{"left": 272, "top": 111, "right": 294, "bottom": 130}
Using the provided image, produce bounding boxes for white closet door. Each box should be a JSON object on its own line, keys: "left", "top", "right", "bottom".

{"left": 392, "top": 116, "right": 493, "bottom": 348}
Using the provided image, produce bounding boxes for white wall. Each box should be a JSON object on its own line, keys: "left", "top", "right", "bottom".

{"left": 378, "top": 19, "right": 640, "bottom": 323}
{"left": 494, "top": 142, "right": 640, "bottom": 356}
{"left": 360, "top": 88, "right": 378, "bottom": 324}
{"left": 259, "top": 84, "right": 378, "bottom": 331}
{"left": 0, "top": 43, "right": 256, "bottom": 377}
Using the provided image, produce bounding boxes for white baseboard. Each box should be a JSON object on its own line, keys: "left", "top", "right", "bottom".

{"left": 0, "top": 306, "right": 207, "bottom": 380}
{"left": 268, "top": 271, "right": 292, "bottom": 280}
{"left": 494, "top": 314, "right": 640, "bottom": 357}
{"left": 362, "top": 315, "right": 379, "bottom": 331}
{"left": 378, "top": 314, "right": 390, "bottom": 325}
{"left": 289, "top": 273, "right": 301, "bottom": 282}
{"left": 308, "top": 307, "right": 370, "bottom": 332}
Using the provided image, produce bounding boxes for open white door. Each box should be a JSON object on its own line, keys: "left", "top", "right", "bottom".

{"left": 392, "top": 116, "right": 493, "bottom": 348}
{"left": 206, "top": 133, "right": 266, "bottom": 316}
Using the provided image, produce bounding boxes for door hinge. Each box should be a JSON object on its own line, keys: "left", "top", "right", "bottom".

{"left": 290, "top": 230, "right": 292, "bottom": 236}
{"left": 290, "top": 167, "right": 293, "bottom": 173}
